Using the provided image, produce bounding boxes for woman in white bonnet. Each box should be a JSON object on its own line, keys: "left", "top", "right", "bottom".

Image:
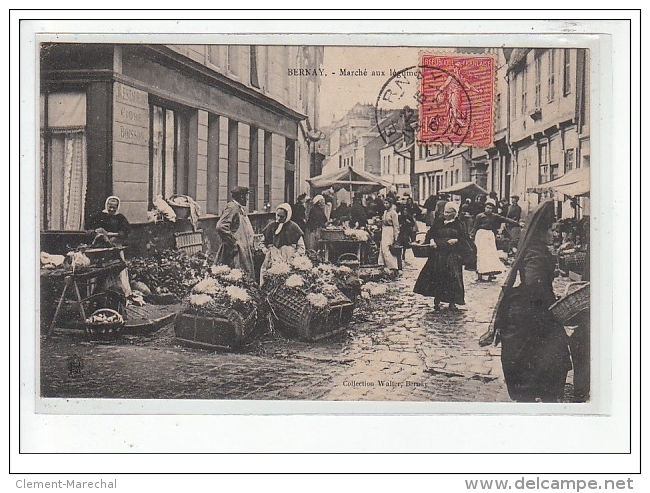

{"left": 414, "top": 201, "right": 474, "bottom": 311}
{"left": 259, "top": 203, "right": 306, "bottom": 285}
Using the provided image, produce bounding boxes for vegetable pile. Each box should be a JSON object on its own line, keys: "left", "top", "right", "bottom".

{"left": 127, "top": 250, "right": 217, "bottom": 301}
{"left": 182, "top": 265, "right": 263, "bottom": 319}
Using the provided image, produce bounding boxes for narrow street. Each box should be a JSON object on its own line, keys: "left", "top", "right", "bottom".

{"left": 41, "top": 249, "right": 579, "bottom": 403}
{"left": 43, "top": 249, "right": 567, "bottom": 403}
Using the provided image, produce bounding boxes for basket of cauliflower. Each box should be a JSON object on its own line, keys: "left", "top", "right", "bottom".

{"left": 85, "top": 308, "right": 125, "bottom": 338}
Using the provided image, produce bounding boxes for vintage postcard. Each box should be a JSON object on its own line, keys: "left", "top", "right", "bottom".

{"left": 23, "top": 22, "right": 621, "bottom": 428}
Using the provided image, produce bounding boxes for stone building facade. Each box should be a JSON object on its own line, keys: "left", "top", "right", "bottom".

{"left": 40, "top": 43, "right": 323, "bottom": 250}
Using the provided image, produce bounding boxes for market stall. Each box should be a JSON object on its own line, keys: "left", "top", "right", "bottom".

{"left": 306, "top": 166, "right": 393, "bottom": 205}
{"left": 527, "top": 167, "right": 591, "bottom": 280}
{"left": 41, "top": 241, "right": 127, "bottom": 336}
{"left": 307, "top": 167, "right": 389, "bottom": 268}
{"left": 439, "top": 181, "right": 489, "bottom": 200}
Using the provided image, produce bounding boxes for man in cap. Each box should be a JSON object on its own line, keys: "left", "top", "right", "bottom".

{"left": 215, "top": 186, "right": 256, "bottom": 281}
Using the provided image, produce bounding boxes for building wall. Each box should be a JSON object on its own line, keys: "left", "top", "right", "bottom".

{"left": 111, "top": 83, "right": 150, "bottom": 222}
{"left": 271, "top": 134, "right": 285, "bottom": 206}
{"left": 321, "top": 103, "right": 378, "bottom": 175}
{"left": 196, "top": 111, "right": 209, "bottom": 207}
{"left": 507, "top": 48, "right": 590, "bottom": 218}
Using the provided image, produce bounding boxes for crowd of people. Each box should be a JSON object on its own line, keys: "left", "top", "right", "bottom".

{"left": 89, "top": 186, "right": 586, "bottom": 404}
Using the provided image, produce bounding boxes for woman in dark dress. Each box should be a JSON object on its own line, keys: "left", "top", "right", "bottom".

{"left": 484, "top": 200, "right": 572, "bottom": 402}
{"left": 397, "top": 197, "right": 421, "bottom": 260}
{"left": 87, "top": 196, "right": 132, "bottom": 296}
{"left": 413, "top": 202, "right": 473, "bottom": 311}
{"left": 304, "top": 194, "right": 328, "bottom": 252}
{"left": 89, "top": 195, "right": 130, "bottom": 241}
{"left": 291, "top": 193, "right": 308, "bottom": 232}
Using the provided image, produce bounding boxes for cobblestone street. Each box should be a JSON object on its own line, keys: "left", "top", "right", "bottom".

{"left": 41, "top": 251, "right": 575, "bottom": 403}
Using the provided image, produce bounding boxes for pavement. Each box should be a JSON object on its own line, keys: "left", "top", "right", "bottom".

{"left": 40, "top": 249, "right": 576, "bottom": 403}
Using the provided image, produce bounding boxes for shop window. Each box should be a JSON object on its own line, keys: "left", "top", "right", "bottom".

{"left": 550, "top": 163, "right": 559, "bottom": 182}
{"left": 538, "top": 142, "right": 550, "bottom": 183}
{"left": 285, "top": 138, "right": 296, "bottom": 202}
{"left": 249, "top": 126, "right": 259, "bottom": 211}
{"left": 285, "top": 170, "right": 295, "bottom": 204}
{"left": 512, "top": 72, "right": 518, "bottom": 118}
{"left": 263, "top": 131, "right": 272, "bottom": 209}
{"left": 40, "top": 91, "right": 88, "bottom": 230}
{"left": 149, "top": 103, "right": 189, "bottom": 203}
{"left": 534, "top": 55, "right": 542, "bottom": 107}
{"left": 563, "top": 49, "right": 571, "bottom": 96}
{"left": 250, "top": 46, "right": 260, "bottom": 89}
{"left": 227, "top": 120, "right": 239, "bottom": 194}
{"left": 208, "top": 45, "right": 222, "bottom": 70}
{"left": 520, "top": 67, "right": 527, "bottom": 116}
{"left": 206, "top": 114, "right": 220, "bottom": 214}
{"left": 227, "top": 45, "right": 241, "bottom": 78}
{"left": 564, "top": 148, "right": 575, "bottom": 173}
{"left": 547, "top": 50, "right": 556, "bottom": 102}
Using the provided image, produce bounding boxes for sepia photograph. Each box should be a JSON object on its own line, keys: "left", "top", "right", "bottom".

{"left": 34, "top": 39, "right": 597, "bottom": 409}
{"left": 13, "top": 13, "right": 638, "bottom": 476}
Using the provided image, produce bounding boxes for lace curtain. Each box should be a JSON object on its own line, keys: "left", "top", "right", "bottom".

{"left": 61, "top": 130, "right": 87, "bottom": 230}
{"left": 41, "top": 92, "right": 87, "bottom": 230}
{"left": 42, "top": 128, "right": 87, "bottom": 230}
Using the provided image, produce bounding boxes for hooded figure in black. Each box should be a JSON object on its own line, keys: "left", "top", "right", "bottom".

{"left": 481, "top": 200, "right": 571, "bottom": 402}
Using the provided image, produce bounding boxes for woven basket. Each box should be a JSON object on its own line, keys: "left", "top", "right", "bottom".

{"left": 268, "top": 286, "right": 354, "bottom": 341}
{"left": 410, "top": 232, "right": 435, "bottom": 258}
{"left": 337, "top": 253, "right": 360, "bottom": 275}
{"left": 549, "top": 282, "right": 590, "bottom": 325}
{"left": 174, "top": 307, "right": 258, "bottom": 350}
{"left": 168, "top": 195, "right": 191, "bottom": 219}
{"left": 559, "top": 251, "right": 588, "bottom": 273}
{"left": 321, "top": 228, "right": 347, "bottom": 242}
{"left": 85, "top": 308, "right": 125, "bottom": 338}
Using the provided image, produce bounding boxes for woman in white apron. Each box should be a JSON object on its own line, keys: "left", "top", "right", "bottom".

{"left": 378, "top": 197, "right": 400, "bottom": 273}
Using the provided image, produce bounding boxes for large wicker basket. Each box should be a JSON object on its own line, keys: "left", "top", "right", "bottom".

{"left": 167, "top": 195, "right": 191, "bottom": 219}
{"left": 410, "top": 232, "right": 435, "bottom": 258}
{"left": 549, "top": 282, "right": 590, "bottom": 325}
{"left": 559, "top": 251, "right": 588, "bottom": 274}
{"left": 174, "top": 307, "right": 258, "bottom": 350}
{"left": 268, "top": 286, "right": 354, "bottom": 341}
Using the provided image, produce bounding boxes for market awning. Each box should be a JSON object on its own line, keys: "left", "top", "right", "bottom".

{"left": 306, "top": 166, "right": 392, "bottom": 193}
{"left": 440, "top": 181, "right": 489, "bottom": 197}
{"left": 527, "top": 167, "right": 590, "bottom": 197}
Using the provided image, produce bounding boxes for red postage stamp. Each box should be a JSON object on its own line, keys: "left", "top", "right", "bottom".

{"left": 419, "top": 53, "right": 496, "bottom": 148}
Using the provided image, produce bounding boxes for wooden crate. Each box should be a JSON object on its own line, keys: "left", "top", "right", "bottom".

{"left": 268, "top": 287, "right": 354, "bottom": 342}
{"left": 174, "top": 230, "right": 203, "bottom": 255}
{"left": 174, "top": 307, "right": 257, "bottom": 351}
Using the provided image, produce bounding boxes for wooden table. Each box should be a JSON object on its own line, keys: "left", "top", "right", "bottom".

{"left": 44, "top": 261, "right": 126, "bottom": 336}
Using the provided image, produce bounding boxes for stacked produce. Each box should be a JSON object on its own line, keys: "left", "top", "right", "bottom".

{"left": 174, "top": 264, "right": 264, "bottom": 350}
{"left": 262, "top": 253, "right": 359, "bottom": 312}
{"left": 182, "top": 265, "right": 262, "bottom": 318}
{"left": 127, "top": 250, "right": 216, "bottom": 302}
